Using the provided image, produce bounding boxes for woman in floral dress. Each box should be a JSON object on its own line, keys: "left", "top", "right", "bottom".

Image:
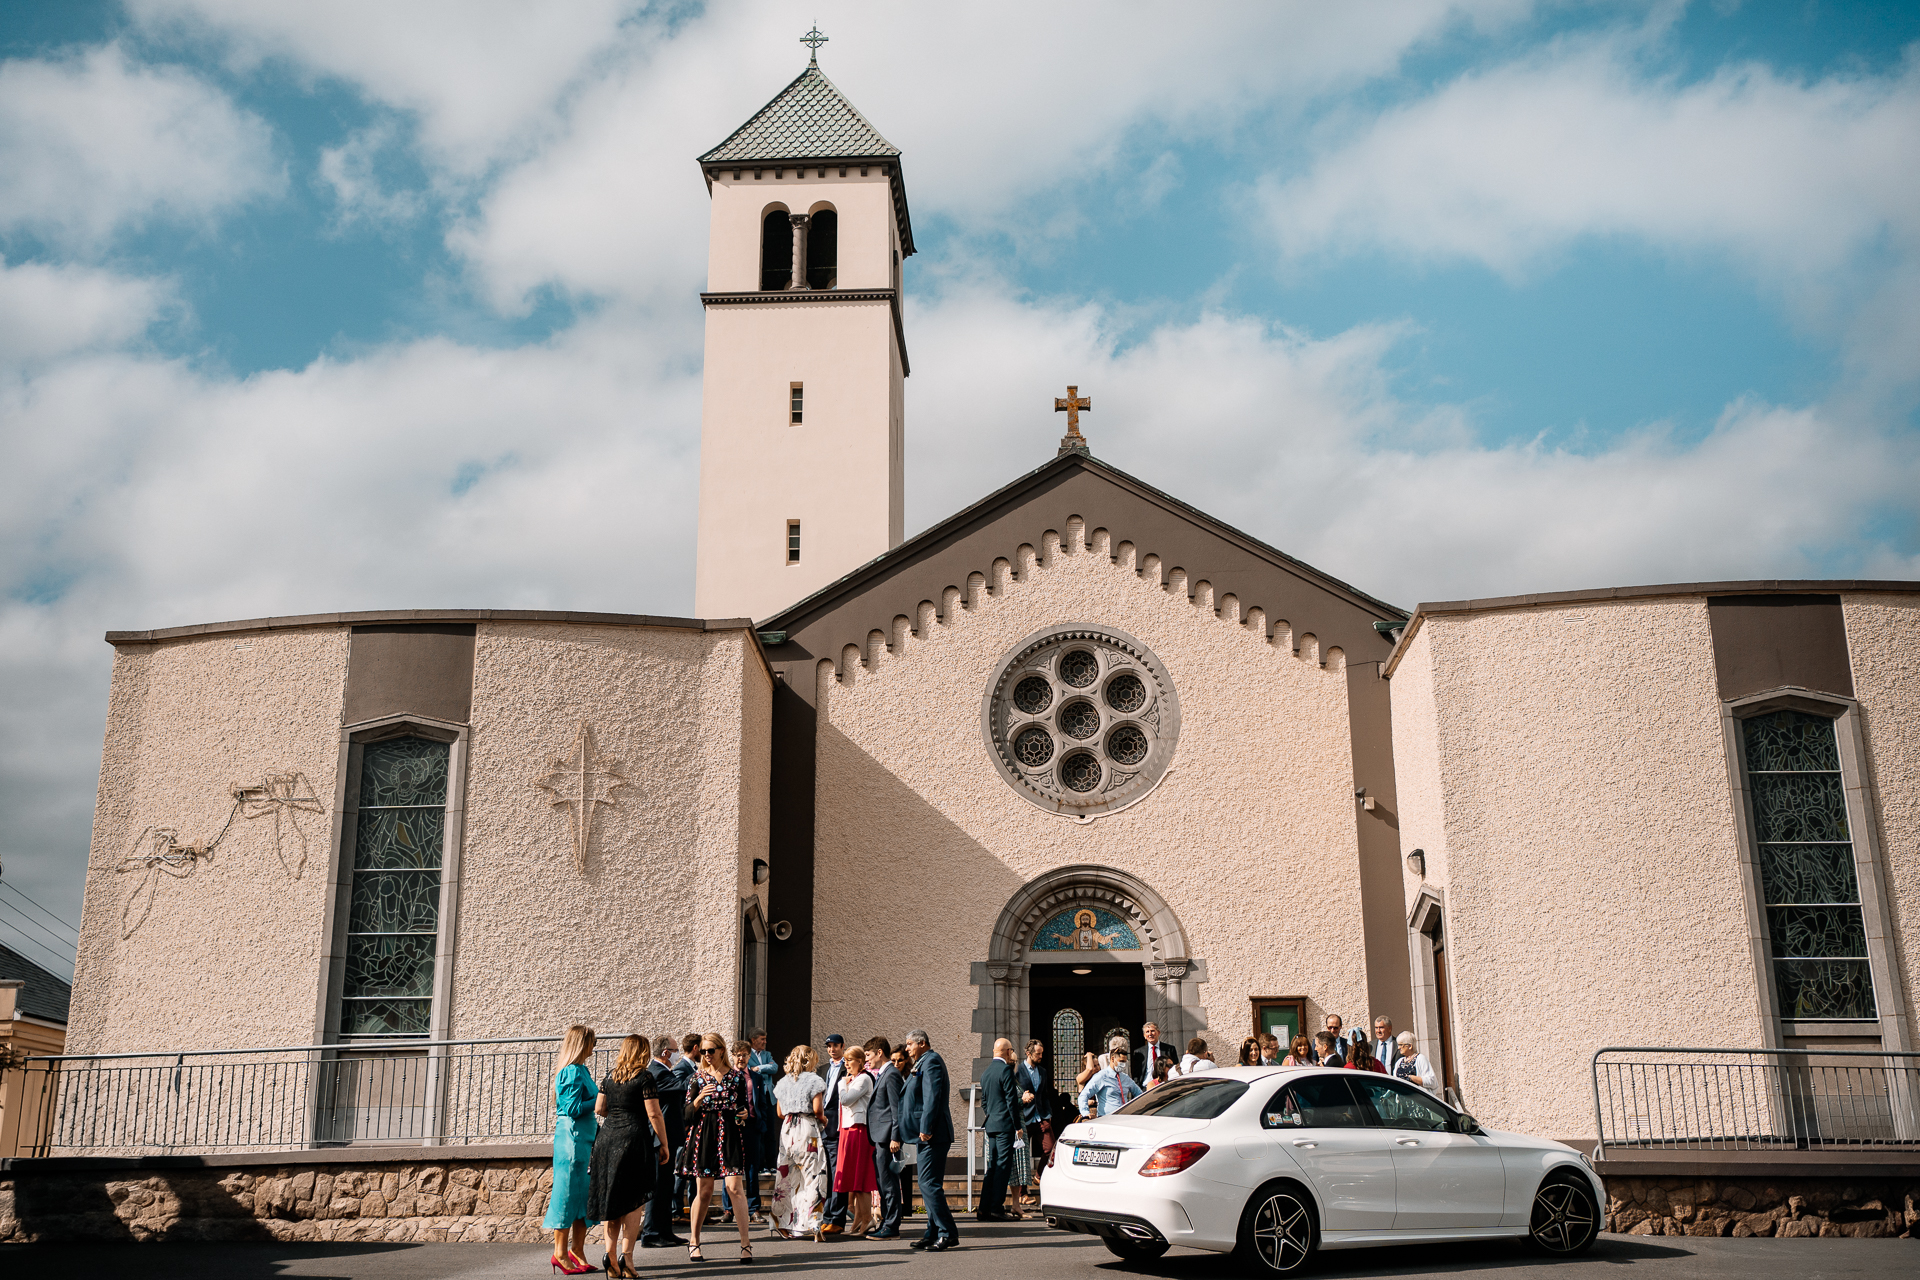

{"left": 678, "top": 1032, "right": 754, "bottom": 1263}
{"left": 769, "top": 1044, "right": 827, "bottom": 1240}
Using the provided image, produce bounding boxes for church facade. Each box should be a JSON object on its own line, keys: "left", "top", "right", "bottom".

{"left": 63, "top": 53, "right": 1920, "bottom": 1146}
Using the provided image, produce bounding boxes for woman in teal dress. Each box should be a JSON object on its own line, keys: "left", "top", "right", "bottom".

{"left": 544, "top": 1024, "right": 599, "bottom": 1274}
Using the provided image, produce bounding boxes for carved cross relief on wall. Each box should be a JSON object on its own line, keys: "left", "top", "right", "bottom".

{"left": 531, "top": 720, "right": 627, "bottom": 872}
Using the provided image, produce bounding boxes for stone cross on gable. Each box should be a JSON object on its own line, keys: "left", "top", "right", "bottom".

{"left": 1055, "top": 385, "right": 1091, "bottom": 456}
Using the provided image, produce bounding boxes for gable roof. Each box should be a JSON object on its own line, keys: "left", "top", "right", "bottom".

{"left": 0, "top": 940, "right": 72, "bottom": 1024}
{"left": 760, "top": 451, "right": 1405, "bottom": 671}
{"left": 700, "top": 64, "right": 900, "bottom": 164}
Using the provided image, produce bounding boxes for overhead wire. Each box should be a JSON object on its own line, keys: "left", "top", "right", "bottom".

{"left": 0, "top": 895, "right": 76, "bottom": 956}
{"left": 0, "top": 910, "right": 73, "bottom": 974}
{"left": 0, "top": 880, "right": 79, "bottom": 936}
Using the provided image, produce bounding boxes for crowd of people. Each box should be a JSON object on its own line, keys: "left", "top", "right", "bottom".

{"left": 540, "top": 1026, "right": 969, "bottom": 1274}
{"left": 1067, "top": 1017, "right": 1440, "bottom": 1118}
{"left": 538, "top": 1015, "right": 1441, "bottom": 1274}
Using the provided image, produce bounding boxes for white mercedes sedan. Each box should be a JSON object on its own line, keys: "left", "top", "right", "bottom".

{"left": 1041, "top": 1066, "right": 1603, "bottom": 1273}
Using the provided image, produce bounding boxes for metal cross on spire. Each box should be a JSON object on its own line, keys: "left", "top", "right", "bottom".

{"left": 801, "top": 24, "right": 828, "bottom": 65}
{"left": 1055, "top": 384, "right": 1092, "bottom": 455}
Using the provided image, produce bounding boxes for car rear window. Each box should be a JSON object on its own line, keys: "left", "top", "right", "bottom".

{"left": 1112, "top": 1078, "right": 1248, "bottom": 1119}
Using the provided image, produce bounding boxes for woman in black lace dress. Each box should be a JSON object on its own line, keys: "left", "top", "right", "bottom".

{"left": 588, "top": 1035, "right": 670, "bottom": 1278}
{"left": 677, "top": 1032, "right": 754, "bottom": 1263}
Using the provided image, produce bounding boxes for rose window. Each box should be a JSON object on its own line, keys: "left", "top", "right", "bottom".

{"left": 983, "top": 625, "right": 1181, "bottom": 818}
{"left": 1059, "top": 700, "right": 1100, "bottom": 740}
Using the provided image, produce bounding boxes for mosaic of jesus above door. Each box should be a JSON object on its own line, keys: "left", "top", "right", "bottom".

{"left": 1031, "top": 905, "right": 1140, "bottom": 951}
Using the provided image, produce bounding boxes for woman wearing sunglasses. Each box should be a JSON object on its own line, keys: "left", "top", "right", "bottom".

{"left": 678, "top": 1032, "right": 755, "bottom": 1264}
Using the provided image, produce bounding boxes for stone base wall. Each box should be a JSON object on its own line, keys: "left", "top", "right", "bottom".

{"left": 1606, "top": 1174, "right": 1920, "bottom": 1238}
{"left": 0, "top": 1158, "right": 558, "bottom": 1245}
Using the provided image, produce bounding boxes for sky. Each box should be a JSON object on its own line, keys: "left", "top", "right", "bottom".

{"left": 2, "top": 1, "right": 1917, "bottom": 979}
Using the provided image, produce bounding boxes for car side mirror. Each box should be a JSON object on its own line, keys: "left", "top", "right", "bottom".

{"left": 1455, "top": 1113, "right": 1483, "bottom": 1136}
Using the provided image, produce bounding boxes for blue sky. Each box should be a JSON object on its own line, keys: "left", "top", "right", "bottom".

{"left": 2, "top": 0, "right": 1918, "bottom": 975}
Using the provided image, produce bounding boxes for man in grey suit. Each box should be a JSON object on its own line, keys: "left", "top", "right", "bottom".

{"left": 976, "top": 1038, "right": 1023, "bottom": 1221}
{"left": 901, "top": 1029, "right": 958, "bottom": 1250}
{"left": 864, "top": 1036, "right": 904, "bottom": 1238}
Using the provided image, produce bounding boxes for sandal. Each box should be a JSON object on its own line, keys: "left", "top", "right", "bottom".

{"left": 738, "top": 1240, "right": 754, "bottom": 1265}
{"left": 689, "top": 1243, "right": 706, "bottom": 1264}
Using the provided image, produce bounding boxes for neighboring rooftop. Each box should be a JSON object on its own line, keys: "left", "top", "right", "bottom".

{"left": 699, "top": 62, "right": 899, "bottom": 165}
{"left": 0, "top": 941, "right": 72, "bottom": 1024}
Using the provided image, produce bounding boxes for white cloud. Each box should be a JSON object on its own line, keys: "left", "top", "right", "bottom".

{"left": 444, "top": 0, "right": 1532, "bottom": 309}
{"left": 318, "top": 122, "right": 427, "bottom": 227}
{"left": 1260, "top": 38, "right": 1920, "bottom": 387}
{"left": 905, "top": 285, "right": 1918, "bottom": 606}
{"left": 0, "top": 258, "right": 175, "bottom": 369}
{"left": 130, "top": 0, "right": 647, "bottom": 174}
{"left": 0, "top": 43, "right": 281, "bottom": 249}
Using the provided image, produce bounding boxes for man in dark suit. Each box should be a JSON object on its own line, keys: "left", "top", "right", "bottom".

{"left": 816, "top": 1034, "right": 849, "bottom": 1234}
{"left": 668, "top": 1034, "right": 702, "bottom": 1225}
{"left": 864, "top": 1037, "right": 905, "bottom": 1238}
{"left": 1130, "top": 1021, "right": 1173, "bottom": 1085}
{"left": 639, "top": 1035, "right": 689, "bottom": 1246}
{"left": 976, "top": 1038, "right": 1024, "bottom": 1221}
{"left": 902, "top": 1028, "right": 958, "bottom": 1250}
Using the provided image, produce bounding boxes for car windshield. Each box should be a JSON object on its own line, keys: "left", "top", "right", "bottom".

{"left": 1112, "top": 1078, "right": 1248, "bottom": 1119}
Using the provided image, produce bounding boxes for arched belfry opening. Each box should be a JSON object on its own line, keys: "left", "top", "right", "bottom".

{"left": 973, "top": 865, "right": 1207, "bottom": 1119}
{"left": 760, "top": 208, "right": 792, "bottom": 290}
{"left": 805, "top": 206, "right": 837, "bottom": 289}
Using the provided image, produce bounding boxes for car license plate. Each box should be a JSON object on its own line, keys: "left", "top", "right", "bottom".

{"left": 1072, "top": 1146, "right": 1119, "bottom": 1167}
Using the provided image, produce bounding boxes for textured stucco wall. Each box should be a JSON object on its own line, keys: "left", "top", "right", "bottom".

{"left": 1841, "top": 593, "right": 1920, "bottom": 1029}
{"left": 72, "top": 621, "right": 768, "bottom": 1058}
{"left": 1389, "top": 625, "right": 1447, "bottom": 894}
{"left": 810, "top": 523, "right": 1365, "bottom": 1106}
{"left": 1395, "top": 599, "right": 1764, "bottom": 1137}
{"left": 70, "top": 629, "right": 351, "bottom": 1054}
{"left": 453, "top": 624, "right": 765, "bottom": 1042}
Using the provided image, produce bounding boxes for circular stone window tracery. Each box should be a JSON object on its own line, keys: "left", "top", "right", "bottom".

{"left": 983, "top": 624, "right": 1181, "bottom": 818}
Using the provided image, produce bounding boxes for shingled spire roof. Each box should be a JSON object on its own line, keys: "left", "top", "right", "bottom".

{"left": 697, "top": 60, "right": 915, "bottom": 256}
{"left": 699, "top": 64, "right": 900, "bottom": 165}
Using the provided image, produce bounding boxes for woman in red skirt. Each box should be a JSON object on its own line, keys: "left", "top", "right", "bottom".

{"left": 832, "top": 1045, "right": 879, "bottom": 1236}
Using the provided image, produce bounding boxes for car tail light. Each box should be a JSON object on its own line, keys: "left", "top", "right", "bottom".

{"left": 1048, "top": 1141, "right": 1058, "bottom": 1168}
{"left": 1138, "top": 1142, "right": 1209, "bottom": 1176}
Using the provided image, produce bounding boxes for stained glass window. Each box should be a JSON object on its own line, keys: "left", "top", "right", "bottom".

{"left": 1060, "top": 751, "right": 1101, "bottom": 792}
{"left": 1051, "top": 1008, "right": 1084, "bottom": 1092}
{"left": 341, "top": 737, "right": 449, "bottom": 1037}
{"left": 1742, "top": 711, "right": 1874, "bottom": 1021}
{"left": 1015, "top": 727, "right": 1054, "bottom": 767}
{"left": 1059, "top": 650, "right": 1097, "bottom": 687}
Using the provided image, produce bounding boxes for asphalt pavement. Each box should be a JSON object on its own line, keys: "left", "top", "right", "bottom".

{"left": 1, "top": 1220, "right": 1911, "bottom": 1278}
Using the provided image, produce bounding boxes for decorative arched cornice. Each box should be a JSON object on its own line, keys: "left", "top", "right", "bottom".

{"left": 988, "top": 864, "right": 1190, "bottom": 967}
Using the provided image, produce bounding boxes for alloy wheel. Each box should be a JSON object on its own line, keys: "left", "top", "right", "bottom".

{"left": 1249, "top": 1190, "right": 1314, "bottom": 1273}
{"left": 1530, "top": 1178, "right": 1598, "bottom": 1253}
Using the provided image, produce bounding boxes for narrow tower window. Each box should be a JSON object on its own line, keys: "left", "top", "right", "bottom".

{"left": 787, "top": 521, "right": 801, "bottom": 563}
{"left": 790, "top": 382, "right": 803, "bottom": 425}
{"left": 806, "top": 209, "right": 837, "bottom": 289}
{"left": 760, "top": 209, "right": 792, "bottom": 290}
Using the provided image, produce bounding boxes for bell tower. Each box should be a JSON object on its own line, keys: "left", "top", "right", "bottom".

{"left": 693, "top": 33, "right": 912, "bottom": 621}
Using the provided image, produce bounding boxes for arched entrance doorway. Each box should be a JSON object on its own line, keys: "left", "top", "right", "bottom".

{"left": 971, "top": 866, "right": 1207, "bottom": 1119}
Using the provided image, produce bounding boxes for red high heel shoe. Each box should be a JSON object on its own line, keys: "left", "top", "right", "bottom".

{"left": 567, "top": 1252, "right": 599, "bottom": 1273}
{"left": 552, "top": 1255, "right": 590, "bottom": 1276}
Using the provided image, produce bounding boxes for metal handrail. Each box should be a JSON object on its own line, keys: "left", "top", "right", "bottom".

{"left": 1591, "top": 1045, "right": 1920, "bottom": 1155}
{"left": 8, "top": 1034, "right": 659, "bottom": 1158}
{"left": 25, "top": 1033, "right": 579, "bottom": 1063}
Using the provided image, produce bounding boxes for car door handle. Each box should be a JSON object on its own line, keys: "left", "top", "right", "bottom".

{"left": 1291, "top": 1140, "right": 1317, "bottom": 1149}
{"left": 1395, "top": 1136, "right": 1420, "bottom": 1146}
